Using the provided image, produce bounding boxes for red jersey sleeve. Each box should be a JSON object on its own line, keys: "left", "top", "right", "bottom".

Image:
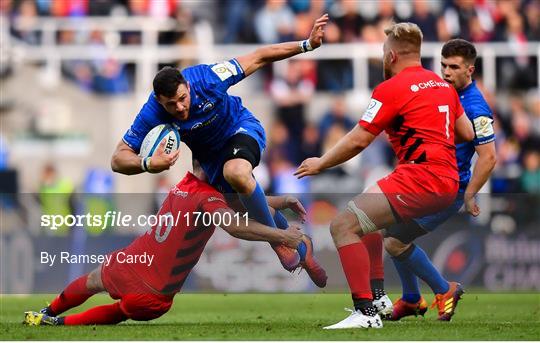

{"left": 359, "top": 83, "right": 399, "bottom": 136}
{"left": 198, "top": 189, "right": 230, "bottom": 214}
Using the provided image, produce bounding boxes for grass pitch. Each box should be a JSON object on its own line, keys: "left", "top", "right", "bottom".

{"left": 1, "top": 293, "right": 539, "bottom": 340}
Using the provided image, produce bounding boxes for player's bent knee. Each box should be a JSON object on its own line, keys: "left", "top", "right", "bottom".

{"left": 384, "top": 237, "right": 410, "bottom": 257}
{"left": 223, "top": 161, "right": 253, "bottom": 193}
{"left": 86, "top": 267, "right": 105, "bottom": 292}
{"left": 330, "top": 212, "right": 358, "bottom": 245}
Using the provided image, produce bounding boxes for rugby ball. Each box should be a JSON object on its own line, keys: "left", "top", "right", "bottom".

{"left": 139, "top": 124, "right": 180, "bottom": 158}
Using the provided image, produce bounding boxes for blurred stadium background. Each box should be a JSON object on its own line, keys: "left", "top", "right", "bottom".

{"left": 0, "top": 0, "right": 539, "bottom": 294}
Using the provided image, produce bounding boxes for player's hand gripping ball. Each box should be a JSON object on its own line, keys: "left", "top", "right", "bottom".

{"left": 140, "top": 124, "right": 181, "bottom": 173}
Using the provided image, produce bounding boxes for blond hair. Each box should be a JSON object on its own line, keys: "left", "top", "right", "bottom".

{"left": 384, "top": 22, "right": 423, "bottom": 55}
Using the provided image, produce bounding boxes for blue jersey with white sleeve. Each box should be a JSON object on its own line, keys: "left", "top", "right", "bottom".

{"left": 415, "top": 80, "right": 495, "bottom": 231}
{"left": 122, "top": 59, "right": 266, "bottom": 185}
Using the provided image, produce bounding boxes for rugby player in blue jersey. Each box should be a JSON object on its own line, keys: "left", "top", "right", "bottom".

{"left": 376, "top": 39, "right": 497, "bottom": 321}
{"left": 110, "top": 15, "right": 329, "bottom": 287}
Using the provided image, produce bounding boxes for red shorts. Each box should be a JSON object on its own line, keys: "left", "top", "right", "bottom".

{"left": 377, "top": 164, "right": 458, "bottom": 221}
{"left": 101, "top": 249, "right": 173, "bottom": 321}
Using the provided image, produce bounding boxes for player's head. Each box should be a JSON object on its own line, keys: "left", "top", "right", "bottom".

{"left": 153, "top": 66, "right": 191, "bottom": 121}
{"left": 441, "top": 39, "right": 477, "bottom": 91}
{"left": 382, "top": 22, "right": 423, "bottom": 80}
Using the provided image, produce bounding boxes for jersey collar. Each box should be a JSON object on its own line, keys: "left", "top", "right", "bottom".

{"left": 458, "top": 80, "right": 476, "bottom": 96}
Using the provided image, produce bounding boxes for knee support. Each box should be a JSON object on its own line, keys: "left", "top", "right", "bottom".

{"left": 346, "top": 201, "right": 378, "bottom": 235}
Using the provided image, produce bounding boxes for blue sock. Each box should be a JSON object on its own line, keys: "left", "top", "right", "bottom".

{"left": 391, "top": 257, "right": 421, "bottom": 303}
{"left": 273, "top": 211, "right": 288, "bottom": 230}
{"left": 273, "top": 210, "right": 307, "bottom": 258}
{"left": 239, "top": 182, "right": 276, "bottom": 227}
{"left": 397, "top": 244, "right": 449, "bottom": 295}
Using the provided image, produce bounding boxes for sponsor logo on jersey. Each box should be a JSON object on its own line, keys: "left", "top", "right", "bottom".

{"left": 172, "top": 187, "right": 188, "bottom": 198}
{"left": 473, "top": 116, "right": 494, "bottom": 138}
{"left": 396, "top": 194, "right": 408, "bottom": 205}
{"left": 208, "top": 197, "right": 224, "bottom": 203}
{"left": 411, "top": 80, "right": 450, "bottom": 91}
{"left": 234, "top": 127, "right": 248, "bottom": 134}
{"left": 361, "top": 98, "right": 383, "bottom": 123}
{"left": 190, "top": 114, "right": 219, "bottom": 131}
{"left": 126, "top": 128, "right": 137, "bottom": 137}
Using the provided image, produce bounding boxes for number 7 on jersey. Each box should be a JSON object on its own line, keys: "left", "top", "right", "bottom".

{"left": 438, "top": 105, "right": 450, "bottom": 139}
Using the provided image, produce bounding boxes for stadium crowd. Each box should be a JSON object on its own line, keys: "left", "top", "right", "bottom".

{"left": 2, "top": 0, "right": 539, "bottom": 196}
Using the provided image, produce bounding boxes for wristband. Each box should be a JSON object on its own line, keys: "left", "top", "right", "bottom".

{"left": 298, "top": 39, "right": 314, "bottom": 53}
{"left": 141, "top": 157, "right": 151, "bottom": 172}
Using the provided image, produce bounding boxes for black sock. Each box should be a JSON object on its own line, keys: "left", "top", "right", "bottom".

{"left": 40, "top": 306, "right": 55, "bottom": 317}
{"left": 352, "top": 298, "right": 373, "bottom": 312}
{"left": 370, "top": 279, "right": 386, "bottom": 300}
{"left": 56, "top": 317, "right": 65, "bottom": 325}
{"left": 372, "top": 289, "right": 387, "bottom": 301}
{"left": 356, "top": 304, "right": 377, "bottom": 317}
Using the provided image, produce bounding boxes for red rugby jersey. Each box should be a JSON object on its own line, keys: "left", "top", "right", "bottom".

{"left": 121, "top": 172, "right": 229, "bottom": 294}
{"left": 359, "top": 66, "right": 464, "bottom": 181}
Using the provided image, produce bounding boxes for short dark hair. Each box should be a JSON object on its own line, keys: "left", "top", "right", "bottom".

{"left": 153, "top": 66, "right": 187, "bottom": 98}
{"left": 442, "top": 39, "right": 477, "bottom": 65}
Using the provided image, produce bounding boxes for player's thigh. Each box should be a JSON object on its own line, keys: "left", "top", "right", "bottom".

{"left": 120, "top": 293, "right": 173, "bottom": 321}
{"left": 350, "top": 183, "right": 398, "bottom": 231}
{"left": 221, "top": 134, "right": 261, "bottom": 172}
{"left": 331, "top": 184, "right": 397, "bottom": 245}
{"left": 87, "top": 266, "right": 105, "bottom": 292}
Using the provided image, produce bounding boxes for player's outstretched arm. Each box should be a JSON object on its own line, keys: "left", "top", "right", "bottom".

{"left": 111, "top": 139, "right": 179, "bottom": 175}
{"left": 217, "top": 208, "right": 303, "bottom": 248}
{"left": 455, "top": 113, "right": 475, "bottom": 143}
{"left": 464, "top": 141, "right": 497, "bottom": 216}
{"left": 235, "top": 14, "right": 328, "bottom": 77}
{"left": 295, "top": 125, "right": 375, "bottom": 179}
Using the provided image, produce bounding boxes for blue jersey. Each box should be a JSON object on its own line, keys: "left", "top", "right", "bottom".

{"left": 415, "top": 80, "right": 495, "bottom": 231}
{"left": 455, "top": 80, "right": 495, "bottom": 188}
{"left": 122, "top": 59, "right": 266, "bottom": 185}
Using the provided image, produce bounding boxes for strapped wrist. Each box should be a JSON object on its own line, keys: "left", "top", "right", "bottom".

{"left": 298, "top": 39, "right": 314, "bottom": 53}
{"left": 141, "top": 157, "right": 151, "bottom": 172}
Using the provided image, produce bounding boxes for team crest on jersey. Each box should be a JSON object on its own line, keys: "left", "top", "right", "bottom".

{"left": 202, "top": 101, "right": 214, "bottom": 112}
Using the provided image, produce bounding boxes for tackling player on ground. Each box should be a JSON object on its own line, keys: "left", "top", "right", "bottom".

{"left": 23, "top": 164, "right": 307, "bottom": 326}
{"left": 110, "top": 15, "right": 330, "bottom": 286}
{"left": 381, "top": 38, "right": 496, "bottom": 321}
{"left": 295, "top": 23, "right": 474, "bottom": 329}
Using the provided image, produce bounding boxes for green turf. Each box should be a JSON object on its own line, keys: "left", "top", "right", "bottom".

{"left": 1, "top": 293, "right": 539, "bottom": 340}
